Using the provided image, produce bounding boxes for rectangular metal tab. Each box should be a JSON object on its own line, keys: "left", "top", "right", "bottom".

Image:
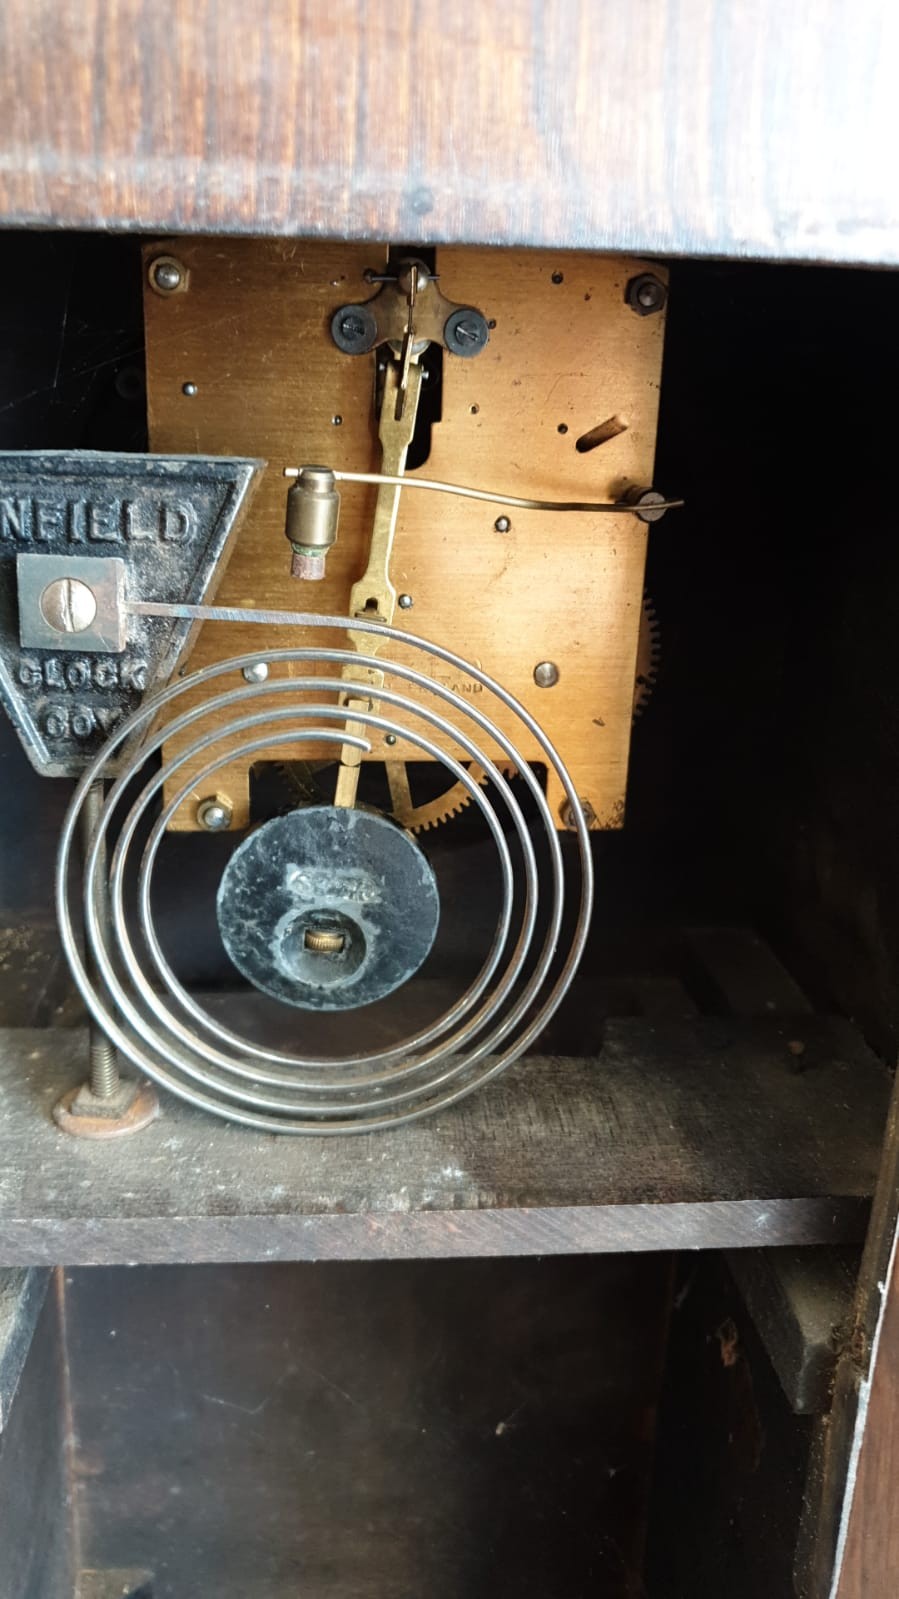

{"left": 17, "top": 554, "right": 127, "bottom": 653}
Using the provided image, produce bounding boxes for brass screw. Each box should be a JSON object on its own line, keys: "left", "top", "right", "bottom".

{"left": 304, "top": 927, "right": 346, "bottom": 955}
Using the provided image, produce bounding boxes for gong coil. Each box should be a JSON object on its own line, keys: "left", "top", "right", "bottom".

{"left": 56, "top": 612, "right": 593, "bottom": 1134}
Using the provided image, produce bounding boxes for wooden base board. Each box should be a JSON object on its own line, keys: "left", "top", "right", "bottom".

{"left": 0, "top": 1015, "right": 887, "bottom": 1265}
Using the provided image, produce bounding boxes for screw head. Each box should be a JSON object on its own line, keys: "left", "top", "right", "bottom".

{"left": 330, "top": 303, "right": 378, "bottom": 354}
{"left": 39, "top": 577, "right": 97, "bottom": 634}
{"left": 533, "top": 661, "right": 559, "bottom": 688}
{"left": 385, "top": 733, "right": 398, "bottom": 746}
{"left": 444, "top": 307, "right": 490, "bottom": 358}
{"left": 494, "top": 515, "right": 511, "bottom": 533}
{"left": 149, "top": 255, "right": 187, "bottom": 295}
{"left": 197, "top": 795, "right": 233, "bottom": 832}
{"left": 398, "top": 593, "right": 413, "bottom": 610}
{"left": 242, "top": 661, "right": 269, "bottom": 683}
{"left": 625, "top": 274, "right": 667, "bottom": 316}
{"left": 182, "top": 381, "right": 198, "bottom": 397}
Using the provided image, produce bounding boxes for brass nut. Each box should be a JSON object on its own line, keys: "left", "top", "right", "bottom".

{"left": 197, "top": 794, "right": 233, "bottom": 831}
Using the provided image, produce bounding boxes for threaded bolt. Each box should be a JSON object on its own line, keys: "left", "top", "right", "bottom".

{"left": 89, "top": 1030, "right": 119, "bottom": 1100}
{"left": 80, "top": 780, "right": 121, "bottom": 1099}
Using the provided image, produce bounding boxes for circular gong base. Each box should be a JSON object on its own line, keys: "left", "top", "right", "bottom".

{"left": 216, "top": 806, "right": 441, "bottom": 1011}
{"left": 53, "top": 1078, "right": 160, "bottom": 1139}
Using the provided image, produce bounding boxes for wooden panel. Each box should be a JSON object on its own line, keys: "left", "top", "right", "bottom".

{"left": 836, "top": 1239, "right": 899, "bottom": 1597}
{"left": 0, "top": 1269, "right": 49, "bottom": 1430}
{"left": 0, "top": 1015, "right": 888, "bottom": 1265}
{"left": 0, "top": 1279, "right": 74, "bottom": 1599}
{"left": 144, "top": 238, "right": 665, "bottom": 829}
{"left": 2, "top": 2, "right": 899, "bottom": 265}
{"left": 65, "top": 1258, "right": 670, "bottom": 1598}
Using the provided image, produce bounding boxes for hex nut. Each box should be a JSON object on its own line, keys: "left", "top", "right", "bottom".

{"left": 197, "top": 795, "right": 233, "bottom": 831}
{"left": 625, "top": 274, "right": 667, "bottom": 316}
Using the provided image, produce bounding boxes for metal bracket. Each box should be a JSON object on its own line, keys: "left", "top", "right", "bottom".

{"left": 0, "top": 451, "right": 263, "bottom": 776}
{"left": 331, "top": 257, "right": 489, "bottom": 363}
{"left": 17, "top": 554, "right": 127, "bottom": 653}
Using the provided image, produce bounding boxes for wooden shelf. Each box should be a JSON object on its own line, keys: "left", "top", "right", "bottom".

{"left": 0, "top": 1016, "right": 888, "bottom": 1266}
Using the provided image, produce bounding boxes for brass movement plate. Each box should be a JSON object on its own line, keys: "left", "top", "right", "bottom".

{"left": 143, "top": 241, "right": 666, "bottom": 830}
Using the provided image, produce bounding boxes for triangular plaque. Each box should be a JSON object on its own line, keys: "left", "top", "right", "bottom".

{"left": 0, "top": 451, "right": 263, "bottom": 775}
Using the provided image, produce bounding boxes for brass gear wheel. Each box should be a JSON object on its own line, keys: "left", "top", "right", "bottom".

{"left": 385, "top": 759, "right": 517, "bottom": 834}
{"left": 276, "top": 596, "right": 660, "bottom": 831}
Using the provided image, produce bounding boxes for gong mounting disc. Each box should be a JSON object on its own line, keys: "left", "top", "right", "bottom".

{"left": 216, "top": 806, "right": 440, "bottom": 1011}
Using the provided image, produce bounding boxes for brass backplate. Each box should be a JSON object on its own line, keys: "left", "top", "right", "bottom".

{"left": 143, "top": 241, "right": 667, "bottom": 830}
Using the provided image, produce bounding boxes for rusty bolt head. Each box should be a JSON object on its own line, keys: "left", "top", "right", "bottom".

{"left": 625, "top": 274, "right": 667, "bottom": 316}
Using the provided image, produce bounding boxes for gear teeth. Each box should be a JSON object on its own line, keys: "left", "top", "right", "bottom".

{"left": 265, "top": 754, "right": 523, "bottom": 833}
{"left": 633, "top": 590, "right": 662, "bottom": 720}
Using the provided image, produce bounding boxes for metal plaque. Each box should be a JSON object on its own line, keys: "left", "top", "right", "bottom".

{"left": 0, "top": 451, "right": 263, "bottom": 776}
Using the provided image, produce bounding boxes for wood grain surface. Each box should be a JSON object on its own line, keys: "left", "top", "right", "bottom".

{"left": 0, "top": 1015, "right": 887, "bottom": 1265}
{"left": 65, "top": 1258, "right": 669, "bottom": 1598}
{"left": 144, "top": 238, "right": 665, "bottom": 829}
{"left": 1, "top": 1, "right": 898, "bottom": 264}
{"left": 835, "top": 1237, "right": 899, "bottom": 1597}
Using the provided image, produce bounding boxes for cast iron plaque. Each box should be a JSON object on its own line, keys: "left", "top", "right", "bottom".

{"left": 0, "top": 451, "right": 263, "bottom": 775}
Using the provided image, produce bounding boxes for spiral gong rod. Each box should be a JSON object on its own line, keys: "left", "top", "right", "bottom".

{"left": 57, "top": 608, "right": 594, "bottom": 1133}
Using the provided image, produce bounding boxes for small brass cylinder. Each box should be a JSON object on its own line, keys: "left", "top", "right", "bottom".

{"left": 285, "top": 466, "right": 340, "bottom": 581}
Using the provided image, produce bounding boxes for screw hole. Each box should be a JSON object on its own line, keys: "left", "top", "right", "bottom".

{"left": 487, "top": 318, "right": 497, "bottom": 329}
{"left": 557, "top": 423, "right": 568, "bottom": 435}
{"left": 470, "top": 404, "right": 479, "bottom": 415}
{"left": 551, "top": 271, "right": 564, "bottom": 284}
